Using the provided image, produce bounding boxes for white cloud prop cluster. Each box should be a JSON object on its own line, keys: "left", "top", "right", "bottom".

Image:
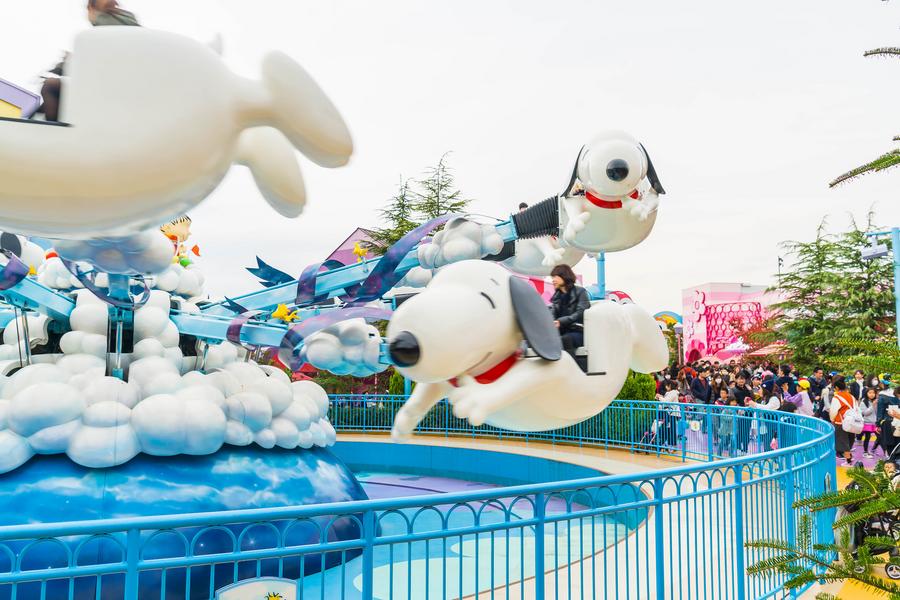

{"left": 302, "top": 318, "right": 387, "bottom": 377}
{"left": 0, "top": 313, "right": 49, "bottom": 363}
{"left": 55, "top": 231, "right": 175, "bottom": 276}
{"left": 0, "top": 288, "right": 336, "bottom": 473}
{"left": 36, "top": 255, "right": 82, "bottom": 290}
{"left": 38, "top": 256, "right": 205, "bottom": 300}
{"left": 151, "top": 264, "right": 205, "bottom": 299}
{"left": 417, "top": 218, "right": 504, "bottom": 270}
{"left": 396, "top": 266, "right": 432, "bottom": 289}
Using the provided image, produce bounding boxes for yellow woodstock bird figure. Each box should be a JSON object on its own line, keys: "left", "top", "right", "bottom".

{"left": 271, "top": 304, "right": 300, "bottom": 323}
{"left": 352, "top": 242, "right": 368, "bottom": 262}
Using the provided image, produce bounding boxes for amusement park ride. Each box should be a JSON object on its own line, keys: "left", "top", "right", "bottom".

{"left": 0, "top": 26, "right": 667, "bottom": 446}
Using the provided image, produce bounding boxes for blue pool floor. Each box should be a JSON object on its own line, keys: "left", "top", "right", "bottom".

{"left": 299, "top": 471, "right": 635, "bottom": 600}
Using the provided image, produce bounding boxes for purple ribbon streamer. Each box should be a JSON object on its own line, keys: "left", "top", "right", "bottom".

{"left": 278, "top": 307, "right": 393, "bottom": 370}
{"left": 61, "top": 259, "right": 151, "bottom": 309}
{"left": 226, "top": 310, "right": 264, "bottom": 345}
{"left": 0, "top": 252, "right": 30, "bottom": 291}
{"left": 294, "top": 262, "right": 324, "bottom": 306}
{"left": 348, "top": 214, "right": 458, "bottom": 306}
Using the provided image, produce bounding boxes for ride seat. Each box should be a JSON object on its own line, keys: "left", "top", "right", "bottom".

{"left": 0, "top": 78, "right": 40, "bottom": 120}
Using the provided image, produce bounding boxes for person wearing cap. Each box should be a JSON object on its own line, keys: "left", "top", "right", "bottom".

{"left": 792, "top": 379, "right": 814, "bottom": 417}
{"left": 749, "top": 378, "right": 780, "bottom": 451}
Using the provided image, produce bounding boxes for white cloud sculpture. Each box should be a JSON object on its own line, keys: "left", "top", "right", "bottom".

{"left": 302, "top": 318, "right": 387, "bottom": 377}
{"left": 0, "top": 289, "right": 336, "bottom": 474}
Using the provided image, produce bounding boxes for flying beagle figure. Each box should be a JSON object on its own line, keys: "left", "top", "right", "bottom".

{"left": 0, "top": 27, "right": 351, "bottom": 241}
{"left": 387, "top": 260, "right": 668, "bottom": 436}
{"left": 418, "top": 130, "right": 666, "bottom": 276}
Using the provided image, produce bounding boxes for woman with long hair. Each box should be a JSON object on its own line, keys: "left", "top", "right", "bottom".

{"left": 549, "top": 264, "right": 590, "bottom": 361}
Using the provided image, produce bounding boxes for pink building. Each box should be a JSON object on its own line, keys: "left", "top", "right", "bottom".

{"left": 681, "top": 282, "right": 781, "bottom": 363}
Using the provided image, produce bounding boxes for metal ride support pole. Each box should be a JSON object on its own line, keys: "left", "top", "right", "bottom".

{"left": 20, "top": 310, "right": 31, "bottom": 366}
{"left": 107, "top": 275, "right": 132, "bottom": 380}
{"left": 596, "top": 252, "right": 606, "bottom": 299}
{"left": 894, "top": 227, "right": 900, "bottom": 351}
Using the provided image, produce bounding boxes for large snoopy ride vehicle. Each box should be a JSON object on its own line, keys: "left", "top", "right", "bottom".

{"left": 0, "top": 26, "right": 366, "bottom": 600}
{"left": 388, "top": 260, "right": 668, "bottom": 436}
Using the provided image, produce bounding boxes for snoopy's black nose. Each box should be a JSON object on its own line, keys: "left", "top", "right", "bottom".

{"left": 389, "top": 331, "right": 420, "bottom": 367}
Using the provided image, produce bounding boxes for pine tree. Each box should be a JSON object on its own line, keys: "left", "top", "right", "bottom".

{"left": 412, "top": 153, "right": 470, "bottom": 219}
{"left": 368, "top": 155, "right": 472, "bottom": 254}
{"left": 830, "top": 44, "right": 900, "bottom": 186}
{"left": 748, "top": 464, "right": 900, "bottom": 599}
{"left": 368, "top": 178, "right": 419, "bottom": 254}
{"left": 771, "top": 214, "right": 895, "bottom": 371}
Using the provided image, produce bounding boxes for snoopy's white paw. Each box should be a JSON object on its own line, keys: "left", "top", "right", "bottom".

{"left": 468, "top": 406, "right": 490, "bottom": 427}
{"left": 562, "top": 211, "right": 591, "bottom": 244}
{"left": 453, "top": 400, "right": 474, "bottom": 420}
{"left": 572, "top": 211, "right": 591, "bottom": 232}
{"left": 542, "top": 247, "right": 567, "bottom": 268}
{"left": 624, "top": 199, "right": 651, "bottom": 222}
{"left": 391, "top": 426, "right": 412, "bottom": 443}
{"left": 391, "top": 411, "right": 420, "bottom": 441}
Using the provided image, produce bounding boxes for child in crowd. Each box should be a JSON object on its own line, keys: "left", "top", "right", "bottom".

{"left": 717, "top": 396, "right": 737, "bottom": 456}
{"left": 860, "top": 387, "right": 880, "bottom": 458}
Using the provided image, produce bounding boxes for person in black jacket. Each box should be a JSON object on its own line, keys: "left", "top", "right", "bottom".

{"left": 690, "top": 366, "right": 712, "bottom": 404}
{"left": 549, "top": 264, "right": 591, "bottom": 359}
{"left": 849, "top": 370, "right": 867, "bottom": 403}
{"left": 775, "top": 364, "right": 797, "bottom": 396}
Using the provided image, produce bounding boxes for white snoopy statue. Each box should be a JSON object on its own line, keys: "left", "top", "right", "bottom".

{"left": 0, "top": 27, "right": 352, "bottom": 239}
{"left": 417, "top": 130, "right": 665, "bottom": 277}
{"left": 387, "top": 260, "right": 668, "bottom": 436}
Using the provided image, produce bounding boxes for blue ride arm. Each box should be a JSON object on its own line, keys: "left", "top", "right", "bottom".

{"left": 200, "top": 219, "right": 519, "bottom": 316}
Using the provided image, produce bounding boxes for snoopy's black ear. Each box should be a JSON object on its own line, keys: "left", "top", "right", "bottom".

{"left": 0, "top": 233, "right": 22, "bottom": 258}
{"left": 509, "top": 276, "right": 562, "bottom": 361}
{"left": 640, "top": 144, "right": 665, "bottom": 195}
{"left": 560, "top": 146, "right": 586, "bottom": 197}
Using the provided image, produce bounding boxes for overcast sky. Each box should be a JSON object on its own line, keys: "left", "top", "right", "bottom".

{"left": 3, "top": 0, "right": 900, "bottom": 314}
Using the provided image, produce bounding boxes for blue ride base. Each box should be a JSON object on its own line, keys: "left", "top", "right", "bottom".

{"left": 0, "top": 446, "right": 368, "bottom": 599}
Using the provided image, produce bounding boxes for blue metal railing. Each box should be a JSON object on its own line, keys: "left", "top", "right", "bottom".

{"left": 0, "top": 398, "right": 835, "bottom": 599}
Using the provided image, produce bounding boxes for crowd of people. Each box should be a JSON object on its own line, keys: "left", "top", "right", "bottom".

{"left": 654, "top": 359, "right": 900, "bottom": 466}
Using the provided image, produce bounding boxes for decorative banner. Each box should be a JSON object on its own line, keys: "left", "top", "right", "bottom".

{"left": 215, "top": 577, "right": 298, "bottom": 600}
{"left": 294, "top": 261, "right": 325, "bottom": 305}
{"left": 226, "top": 310, "right": 264, "bottom": 346}
{"left": 0, "top": 251, "right": 29, "bottom": 291}
{"left": 60, "top": 259, "right": 150, "bottom": 309}
{"left": 278, "top": 306, "right": 393, "bottom": 370}
{"left": 349, "top": 214, "right": 457, "bottom": 306}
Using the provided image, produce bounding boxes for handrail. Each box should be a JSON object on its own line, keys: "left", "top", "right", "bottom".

{"left": 0, "top": 398, "right": 836, "bottom": 599}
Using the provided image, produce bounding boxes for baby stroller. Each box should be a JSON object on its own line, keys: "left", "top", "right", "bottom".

{"left": 839, "top": 444, "right": 900, "bottom": 580}
{"left": 636, "top": 415, "right": 665, "bottom": 453}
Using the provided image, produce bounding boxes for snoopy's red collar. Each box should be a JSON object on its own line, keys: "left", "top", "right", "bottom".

{"left": 449, "top": 351, "right": 522, "bottom": 387}
{"left": 585, "top": 189, "right": 639, "bottom": 210}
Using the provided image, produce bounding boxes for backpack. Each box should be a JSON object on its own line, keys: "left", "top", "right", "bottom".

{"left": 836, "top": 393, "right": 864, "bottom": 434}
